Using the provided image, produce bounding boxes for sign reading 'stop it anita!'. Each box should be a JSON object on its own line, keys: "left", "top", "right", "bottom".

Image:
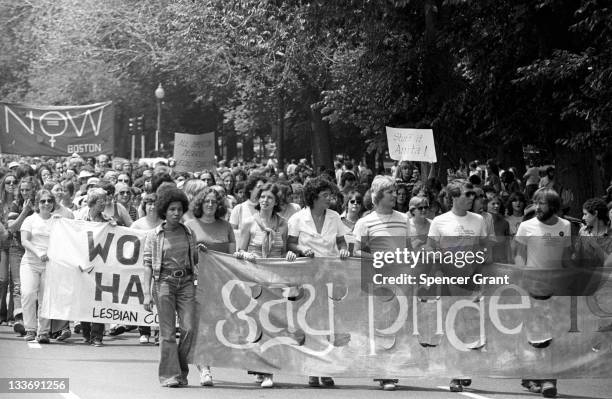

{"left": 0, "top": 102, "right": 114, "bottom": 156}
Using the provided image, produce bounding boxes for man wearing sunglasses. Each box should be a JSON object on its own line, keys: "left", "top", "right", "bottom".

{"left": 427, "top": 180, "right": 489, "bottom": 393}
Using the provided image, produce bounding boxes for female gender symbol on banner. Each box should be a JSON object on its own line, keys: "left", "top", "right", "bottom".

{"left": 38, "top": 111, "right": 68, "bottom": 147}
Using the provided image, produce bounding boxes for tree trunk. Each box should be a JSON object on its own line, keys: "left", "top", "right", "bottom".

{"left": 308, "top": 104, "right": 333, "bottom": 170}
{"left": 555, "top": 145, "right": 605, "bottom": 218}
{"left": 225, "top": 129, "right": 237, "bottom": 161}
{"left": 242, "top": 134, "right": 254, "bottom": 161}
{"left": 277, "top": 95, "right": 285, "bottom": 171}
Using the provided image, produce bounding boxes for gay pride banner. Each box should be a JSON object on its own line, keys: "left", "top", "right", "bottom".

{"left": 191, "top": 252, "right": 612, "bottom": 378}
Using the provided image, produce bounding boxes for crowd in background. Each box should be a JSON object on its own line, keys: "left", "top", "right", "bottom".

{"left": 1, "top": 152, "right": 611, "bottom": 396}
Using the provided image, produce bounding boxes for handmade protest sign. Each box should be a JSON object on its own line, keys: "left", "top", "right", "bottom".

{"left": 191, "top": 251, "right": 612, "bottom": 378}
{"left": 0, "top": 101, "right": 114, "bottom": 156}
{"left": 173, "top": 132, "right": 215, "bottom": 172}
{"left": 386, "top": 127, "right": 437, "bottom": 163}
{"left": 41, "top": 219, "right": 157, "bottom": 326}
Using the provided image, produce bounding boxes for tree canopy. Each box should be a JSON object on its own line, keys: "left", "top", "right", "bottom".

{"left": 1, "top": 0, "right": 610, "bottom": 176}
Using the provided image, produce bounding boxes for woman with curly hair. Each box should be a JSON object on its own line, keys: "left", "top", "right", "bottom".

{"left": 181, "top": 179, "right": 207, "bottom": 223}
{"left": 143, "top": 188, "right": 199, "bottom": 387}
{"left": 185, "top": 187, "right": 235, "bottom": 386}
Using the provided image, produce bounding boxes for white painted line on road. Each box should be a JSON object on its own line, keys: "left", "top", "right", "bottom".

{"left": 27, "top": 341, "right": 41, "bottom": 349}
{"left": 61, "top": 391, "right": 81, "bottom": 399}
{"left": 436, "top": 386, "right": 494, "bottom": 399}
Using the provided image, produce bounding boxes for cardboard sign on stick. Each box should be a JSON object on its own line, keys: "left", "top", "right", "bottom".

{"left": 173, "top": 132, "right": 215, "bottom": 172}
{"left": 386, "top": 127, "right": 437, "bottom": 163}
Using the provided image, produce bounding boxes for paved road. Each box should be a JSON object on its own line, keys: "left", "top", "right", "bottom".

{"left": 0, "top": 326, "right": 610, "bottom": 399}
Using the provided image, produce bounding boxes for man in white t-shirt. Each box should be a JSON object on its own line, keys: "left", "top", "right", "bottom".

{"left": 428, "top": 181, "right": 488, "bottom": 253}
{"left": 514, "top": 188, "right": 570, "bottom": 398}
{"left": 427, "top": 180, "right": 488, "bottom": 393}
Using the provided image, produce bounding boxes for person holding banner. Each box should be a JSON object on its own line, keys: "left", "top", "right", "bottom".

{"left": 514, "top": 188, "right": 572, "bottom": 398}
{"left": 6, "top": 176, "right": 39, "bottom": 337}
{"left": 130, "top": 193, "right": 162, "bottom": 345}
{"left": 353, "top": 175, "right": 407, "bottom": 391}
{"left": 234, "top": 182, "right": 297, "bottom": 388}
{"left": 76, "top": 187, "right": 117, "bottom": 346}
{"left": 186, "top": 187, "right": 236, "bottom": 387}
{"left": 142, "top": 188, "right": 199, "bottom": 388}
{"left": 287, "top": 176, "right": 350, "bottom": 388}
{"left": 19, "top": 189, "right": 58, "bottom": 343}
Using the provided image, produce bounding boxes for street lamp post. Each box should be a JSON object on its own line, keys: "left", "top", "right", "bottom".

{"left": 155, "top": 83, "right": 165, "bottom": 153}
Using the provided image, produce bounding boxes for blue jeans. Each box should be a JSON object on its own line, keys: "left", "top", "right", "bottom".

{"left": 7, "top": 246, "right": 23, "bottom": 318}
{"left": 152, "top": 275, "right": 195, "bottom": 383}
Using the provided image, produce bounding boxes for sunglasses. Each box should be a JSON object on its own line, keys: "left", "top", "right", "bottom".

{"left": 204, "top": 199, "right": 218, "bottom": 205}
{"left": 416, "top": 206, "right": 429, "bottom": 211}
{"left": 118, "top": 191, "right": 131, "bottom": 195}
{"left": 349, "top": 199, "right": 362, "bottom": 204}
{"left": 464, "top": 192, "right": 477, "bottom": 198}
{"left": 117, "top": 178, "right": 129, "bottom": 183}
{"left": 39, "top": 199, "right": 54, "bottom": 204}
{"left": 5, "top": 180, "right": 16, "bottom": 185}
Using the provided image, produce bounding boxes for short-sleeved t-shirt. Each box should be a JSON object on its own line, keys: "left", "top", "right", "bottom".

{"left": 353, "top": 210, "right": 407, "bottom": 253}
{"left": 162, "top": 227, "right": 191, "bottom": 271}
{"left": 515, "top": 217, "right": 571, "bottom": 269}
{"left": 428, "top": 211, "right": 487, "bottom": 250}
{"left": 185, "top": 218, "right": 235, "bottom": 254}
{"left": 287, "top": 208, "right": 349, "bottom": 257}
{"left": 20, "top": 213, "right": 53, "bottom": 264}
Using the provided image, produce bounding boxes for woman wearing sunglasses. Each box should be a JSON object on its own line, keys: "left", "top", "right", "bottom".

{"left": 0, "top": 173, "right": 18, "bottom": 325}
{"left": 341, "top": 190, "right": 364, "bottom": 255}
{"left": 115, "top": 182, "right": 138, "bottom": 222}
{"left": 19, "top": 189, "right": 58, "bottom": 343}
{"left": 407, "top": 196, "right": 431, "bottom": 250}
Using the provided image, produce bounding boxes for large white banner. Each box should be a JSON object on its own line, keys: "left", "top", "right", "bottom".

{"left": 41, "top": 219, "right": 158, "bottom": 326}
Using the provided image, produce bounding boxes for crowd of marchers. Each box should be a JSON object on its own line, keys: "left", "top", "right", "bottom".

{"left": 1, "top": 153, "right": 611, "bottom": 397}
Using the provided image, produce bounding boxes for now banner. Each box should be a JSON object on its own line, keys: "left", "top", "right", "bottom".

{"left": 41, "top": 219, "right": 157, "bottom": 326}
{"left": 191, "top": 252, "right": 612, "bottom": 378}
{"left": 0, "top": 101, "right": 114, "bottom": 156}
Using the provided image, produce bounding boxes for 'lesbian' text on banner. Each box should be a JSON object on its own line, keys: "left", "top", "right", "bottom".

{"left": 41, "top": 219, "right": 157, "bottom": 326}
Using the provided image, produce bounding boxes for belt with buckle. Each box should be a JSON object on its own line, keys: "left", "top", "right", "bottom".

{"left": 161, "top": 269, "right": 191, "bottom": 278}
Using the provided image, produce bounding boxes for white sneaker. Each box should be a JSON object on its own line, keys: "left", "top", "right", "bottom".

{"left": 199, "top": 368, "right": 213, "bottom": 386}
{"left": 139, "top": 335, "right": 149, "bottom": 344}
{"left": 261, "top": 376, "right": 274, "bottom": 388}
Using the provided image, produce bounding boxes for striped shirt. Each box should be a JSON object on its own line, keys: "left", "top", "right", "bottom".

{"left": 353, "top": 210, "right": 408, "bottom": 253}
